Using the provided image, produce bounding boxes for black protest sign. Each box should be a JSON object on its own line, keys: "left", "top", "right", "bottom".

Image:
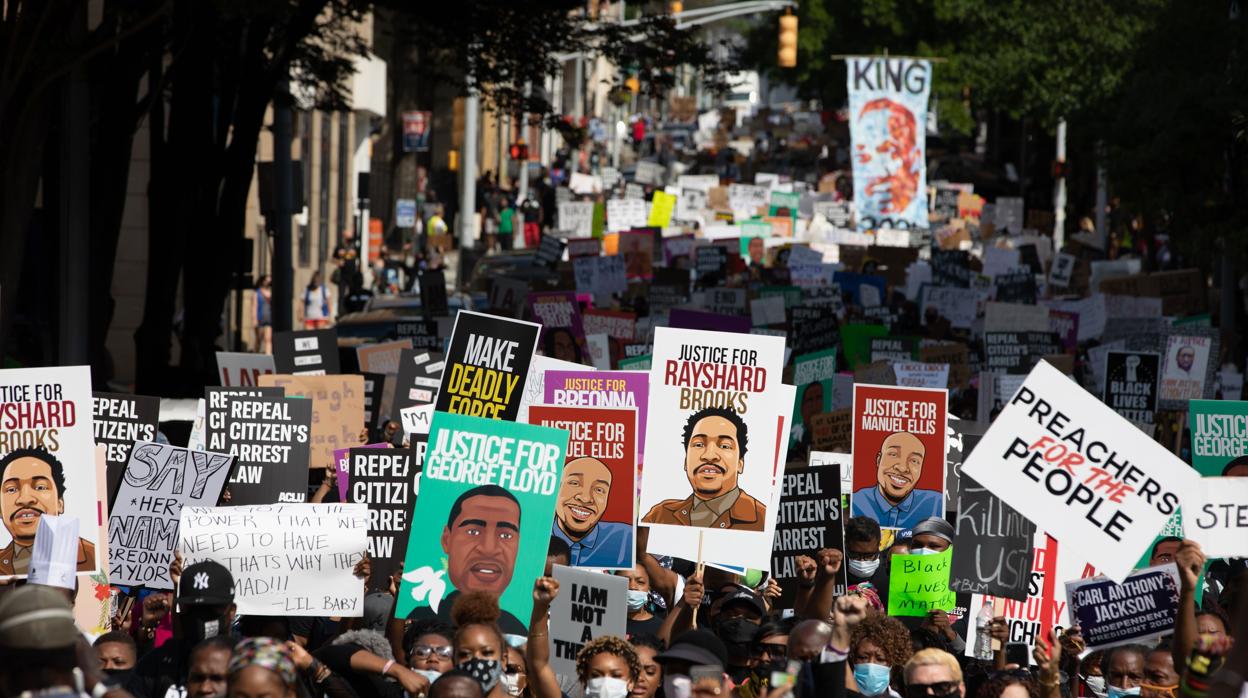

{"left": 649, "top": 268, "right": 691, "bottom": 313}
{"left": 792, "top": 316, "right": 840, "bottom": 356}
{"left": 931, "top": 250, "right": 973, "bottom": 288}
{"left": 944, "top": 420, "right": 987, "bottom": 516}
{"left": 219, "top": 395, "right": 313, "bottom": 505}
{"left": 983, "top": 332, "right": 1062, "bottom": 374}
{"left": 772, "top": 466, "right": 846, "bottom": 607}
{"left": 392, "top": 349, "right": 445, "bottom": 419}
{"left": 347, "top": 444, "right": 421, "bottom": 590}
{"left": 93, "top": 392, "right": 161, "bottom": 502}
{"left": 932, "top": 187, "right": 961, "bottom": 221}
{"left": 869, "top": 336, "right": 916, "bottom": 363}
{"left": 361, "top": 373, "right": 386, "bottom": 428}
{"left": 435, "top": 310, "right": 541, "bottom": 420}
{"left": 1103, "top": 351, "right": 1160, "bottom": 426}
{"left": 695, "top": 245, "right": 729, "bottom": 287}
{"left": 994, "top": 268, "right": 1038, "bottom": 304}
{"left": 395, "top": 319, "right": 442, "bottom": 351}
{"left": 535, "top": 234, "right": 567, "bottom": 269}
{"left": 418, "top": 269, "right": 449, "bottom": 318}
{"left": 274, "top": 329, "right": 340, "bottom": 375}
{"left": 950, "top": 475, "right": 1035, "bottom": 600}
{"left": 204, "top": 386, "right": 285, "bottom": 453}
{"left": 1066, "top": 564, "right": 1181, "bottom": 650}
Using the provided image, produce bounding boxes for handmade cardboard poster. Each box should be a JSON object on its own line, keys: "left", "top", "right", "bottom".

{"left": 847, "top": 56, "right": 931, "bottom": 232}
{"left": 949, "top": 475, "right": 1035, "bottom": 600}
{"left": 961, "top": 361, "right": 1199, "bottom": 583}
{"left": 1189, "top": 399, "right": 1248, "bottom": 476}
{"left": 92, "top": 392, "right": 160, "bottom": 500}
{"left": 790, "top": 349, "right": 836, "bottom": 461}
{"left": 850, "top": 384, "right": 947, "bottom": 529}
{"left": 528, "top": 406, "right": 637, "bottom": 570}
{"left": 1186, "top": 477, "right": 1248, "bottom": 558}
{"left": 395, "top": 412, "right": 568, "bottom": 633}
{"left": 1103, "top": 351, "right": 1160, "bottom": 426}
{"left": 1066, "top": 564, "right": 1181, "bottom": 650}
{"left": 435, "top": 311, "right": 541, "bottom": 421}
{"left": 1158, "top": 334, "right": 1211, "bottom": 404}
{"left": 544, "top": 370, "right": 648, "bottom": 464}
{"left": 108, "top": 442, "right": 233, "bottom": 589}
{"left": 259, "top": 374, "right": 365, "bottom": 473}
{"left": 347, "top": 447, "right": 418, "bottom": 590}
{"left": 273, "top": 329, "right": 340, "bottom": 375}
{"left": 530, "top": 292, "right": 588, "bottom": 365}
{"left": 216, "top": 352, "right": 276, "bottom": 387}
{"left": 548, "top": 565, "right": 628, "bottom": 682}
{"left": 0, "top": 366, "right": 100, "bottom": 577}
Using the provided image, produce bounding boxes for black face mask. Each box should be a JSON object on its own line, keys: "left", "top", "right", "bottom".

{"left": 102, "top": 668, "right": 132, "bottom": 685}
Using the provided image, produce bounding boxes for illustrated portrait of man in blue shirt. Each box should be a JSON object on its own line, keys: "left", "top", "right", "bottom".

{"left": 551, "top": 456, "right": 632, "bottom": 568}
{"left": 852, "top": 430, "right": 942, "bottom": 529}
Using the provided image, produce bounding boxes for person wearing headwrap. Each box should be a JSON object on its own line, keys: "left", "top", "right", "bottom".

{"left": 228, "top": 638, "right": 297, "bottom": 698}
{"left": 908, "top": 518, "right": 954, "bottom": 554}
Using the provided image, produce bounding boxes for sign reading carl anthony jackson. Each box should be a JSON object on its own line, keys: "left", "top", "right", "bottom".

{"left": 435, "top": 311, "right": 542, "bottom": 421}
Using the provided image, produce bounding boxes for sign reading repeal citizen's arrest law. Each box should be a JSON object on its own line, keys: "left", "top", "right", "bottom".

{"left": 772, "top": 466, "right": 846, "bottom": 606}
{"left": 93, "top": 391, "right": 160, "bottom": 501}
{"left": 961, "top": 361, "right": 1200, "bottom": 583}
{"left": 1066, "top": 563, "right": 1181, "bottom": 650}
{"left": 348, "top": 447, "right": 418, "bottom": 590}
{"left": 206, "top": 389, "right": 312, "bottom": 505}
{"left": 435, "top": 311, "right": 541, "bottom": 420}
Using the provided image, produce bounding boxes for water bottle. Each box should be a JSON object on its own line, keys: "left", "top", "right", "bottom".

{"left": 973, "top": 603, "right": 995, "bottom": 661}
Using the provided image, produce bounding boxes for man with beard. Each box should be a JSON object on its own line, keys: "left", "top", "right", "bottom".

{"left": 852, "top": 431, "right": 941, "bottom": 529}
{"left": 0, "top": 448, "right": 96, "bottom": 575}
{"left": 642, "top": 407, "right": 766, "bottom": 531}
{"left": 551, "top": 457, "right": 631, "bottom": 567}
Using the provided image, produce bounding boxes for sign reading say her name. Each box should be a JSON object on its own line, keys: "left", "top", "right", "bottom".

{"left": 348, "top": 447, "right": 419, "bottom": 589}
{"left": 1103, "top": 352, "right": 1160, "bottom": 427}
{"left": 961, "top": 361, "right": 1200, "bottom": 582}
{"left": 109, "top": 442, "right": 233, "bottom": 589}
{"left": 949, "top": 475, "right": 1035, "bottom": 600}
{"left": 274, "top": 329, "right": 340, "bottom": 375}
{"left": 435, "top": 311, "right": 541, "bottom": 420}
{"left": 772, "top": 467, "right": 846, "bottom": 605}
{"left": 209, "top": 392, "right": 312, "bottom": 505}
{"left": 92, "top": 392, "right": 160, "bottom": 500}
{"left": 549, "top": 565, "right": 628, "bottom": 681}
{"left": 179, "top": 503, "right": 368, "bottom": 616}
{"left": 1066, "top": 564, "right": 1181, "bottom": 650}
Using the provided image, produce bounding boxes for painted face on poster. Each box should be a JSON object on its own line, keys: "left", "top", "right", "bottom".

{"left": 850, "top": 384, "right": 948, "bottom": 530}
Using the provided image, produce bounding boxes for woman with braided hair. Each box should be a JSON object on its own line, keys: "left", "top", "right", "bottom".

{"left": 527, "top": 576, "right": 641, "bottom": 698}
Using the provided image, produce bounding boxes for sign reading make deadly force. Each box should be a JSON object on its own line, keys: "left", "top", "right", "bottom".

{"left": 435, "top": 311, "right": 541, "bottom": 420}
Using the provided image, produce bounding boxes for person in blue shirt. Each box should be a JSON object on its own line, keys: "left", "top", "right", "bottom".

{"left": 551, "top": 456, "right": 632, "bottom": 568}
{"left": 852, "top": 431, "right": 942, "bottom": 529}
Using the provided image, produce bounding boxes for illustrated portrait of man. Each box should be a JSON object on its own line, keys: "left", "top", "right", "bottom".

{"left": 0, "top": 448, "right": 96, "bottom": 575}
{"left": 551, "top": 457, "right": 631, "bottom": 567}
{"left": 642, "top": 407, "right": 766, "bottom": 531}
{"left": 852, "top": 431, "right": 942, "bottom": 529}
{"left": 789, "top": 382, "right": 824, "bottom": 458}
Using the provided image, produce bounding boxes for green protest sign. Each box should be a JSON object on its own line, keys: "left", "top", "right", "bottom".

{"left": 888, "top": 547, "right": 957, "bottom": 616}
{"left": 841, "top": 323, "right": 889, "bottom": 369}
{"left": 1189, "top": 399, "right": 1248, "bottom": 476}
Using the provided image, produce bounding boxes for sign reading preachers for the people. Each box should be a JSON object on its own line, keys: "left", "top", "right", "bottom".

{"left": 108, "top": 442, "right": 233, "bottom": 589}
{"left": 1189, "top": 399, "right": 1248, "bottom": 476}
{"left": 772, "top": 466, "right": 846, "bottom": 606}
{"left": 1065, "top": 563, "right": 1181, "bottom": 650}
{"left": 435, "top": 311, "right": 541, "bottom": 420}
{"left": 949, "top": 475, "right": 1035, "bottom": 600}
{"left": 850, "top": 384, "right": 947, "bottom": 530}
{"left": 92, "top": 392, "right": 160, "bottom": 501}
{"left": 548, "top": 564, "right": 628, "bottom": 683}
{"left": 179, "top": 503, "right": 368, "bottom": 616}
{"left": 348, "top": 447, "right": 418, "bottom": 590}
{"left": 961, "top": 361, "right": 1200, "bottom": 583}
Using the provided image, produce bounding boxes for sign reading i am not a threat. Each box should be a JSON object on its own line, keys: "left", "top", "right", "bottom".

{"left": 435, "top": 311, "right": 541, "bottom": 420}
{"left": 1066, "top": 563, "right": 1181, "bottom": 650}
{"left": 549, "top": 564, "right": 628, "bottom": 682}
{"left": 961, "top": 361, "right": 1200, "bottom": 583}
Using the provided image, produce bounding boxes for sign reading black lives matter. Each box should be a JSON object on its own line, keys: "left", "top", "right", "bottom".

{"left": 347, "top": 444, "right": 422, "bottom": 590}
{"left": 204, "top": 388, "right": 313, "bottom": 505}
{"left": 961, "top": 361, "right": 1200, "bottom": 582}
{"left": 93, "top": 392, "right": 160, "bottom": 500}
{"left": 1066, "top": 563, "right": 1181, "bottom": 650}
{"left": 549, "top": 564, "right": 628, "bottom": 682}
{"left": 772, "top": 466, "right": 846, "bottom": 606}
{"left": 949, "top": 475, "right": 1035, "bottom": 600}
{"left": 274, "top": 329, "right": 340, "bottom": 375}
{"left": 435, "top": 311, "right": 541, "bottom": 421}
{"left": 1102, "top": 351, "right": 1160, "bottom": 426}
{"left": 109, "top": 442, "right": 233, "bottom": 589}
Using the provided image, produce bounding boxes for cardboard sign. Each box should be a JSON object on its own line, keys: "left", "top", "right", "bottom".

{"left": 180, "top": 503, "right": 368, "bottom": 616}
{"left": 1103, "top": 352, "right": 1160, "bottom": 426}
{"left": 259, "top": 374, "right": 365, "bottom": 474}
{"left": 108, "top": 442, "right": 233, "bottom": 589}
{"left": 92, "top": 392, "right": 160, "bottom": 501}
{"left": 217, "top": 352, "right": 276, "bottom": 387}
{"left": 1066, "top": 564, "right": 1181, "bottom": 650}
{"left": 607, "top": 198, "right": 648, "bottom": 233}
{"left": 850, "top": 385, "right": 948, "bottom": 529}
{"left": 773, "top": 466, "right": 846, "bottom": 603}
{"left": 791, "top": 349, "right": 836, "bottom": 459}
{"left": 810, "top": 410, "right": 852, "bottom": 452}
{"left": 949, "top": 475, "right": 1035, "bottom": 600}
{"left": 1158, "top": 334, "right": 1212, "bottom": 406}
{"left": 348, "top": 447, "right": 420, "bottom": 589}
{"left": 557, "top": 201, "right": 595, "bottom": 237}
{"left": 0, "top": 366, "right": 100, "bottom": 577}
{"left": 392, "top": 349, "right": 445, "bottom": 418}
{"left": 434, "top": 311, "right": 540, "bottom": 421}
{"left": 528, "top": 406, "right": 637, "bottom": 569}
{"left": 895, "top": 362, "right": 949, "bottom": 389}
{"left": 357, "top": 340, "right": 413, "bottom": 375}
{"left": 548, "top": 565, "right": 628, "bottom": 681}
{"left": 395, "top": 413, "right": 568, "bottom": 633}
{"left": 274, "top": 329, "right": 340, "bottom": 375}
{"left": 961, "top": 361, "right": 1199, "bottom": 582}
{"left": 1189, "top": 400, "right": 1248, "bottom": 476}
{"left": 1186, "top": 477, "right": 1248, "bottom": 557}
{"left": 545, "top": 370, "right": 649, "bottom": 463}
{"left": 888, "top": 548, "right": 956, "bottom": 616}
{"left": 212, "top": 393, "right": 312, "bottom": 505}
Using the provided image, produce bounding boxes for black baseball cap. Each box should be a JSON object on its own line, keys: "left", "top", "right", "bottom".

{"left": 720, "top": 590, "right": 766, "bottom": 618}
{"left": 657, "top": 629, "right": 728, "bottom": 668}
{"left": 178, "top": 561, "right": 235, "bottom": 606}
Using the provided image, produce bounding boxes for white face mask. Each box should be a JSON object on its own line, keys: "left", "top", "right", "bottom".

{"left": 627, "top": 589, "right": 649, "bottom": 611}
{"left": 585, "top": 676, "right": 630, "bottom": 698}
{"left": 500, "top": 672, "right": 524, "bottom": 697}
{"left": 848, "top": 557, "right": 880, "bottom": 578}
{"left": 1083, "top": 676, "right": 1107, "bottom": 698}
{"left": 414, "top": 669, "right": 442, "bottom": 684}
{"left": 910, "top": 547, "right": 942, "bottom": 556}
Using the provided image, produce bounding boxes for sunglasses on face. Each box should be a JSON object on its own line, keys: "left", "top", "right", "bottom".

{"left": 411, "top": 644, "right": 453, "bottom": 659}
{"left": 906, "top": 681, "right": 960, "bottom": 698}
{"left": 757, "top": 643, "right": 788, "bottom": 658}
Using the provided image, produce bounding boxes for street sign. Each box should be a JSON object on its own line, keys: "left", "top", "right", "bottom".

{"left": 396, "top": 199, "right": 417, "bottom": 228}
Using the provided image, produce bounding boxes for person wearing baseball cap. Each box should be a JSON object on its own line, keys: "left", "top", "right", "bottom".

{"left": 126, "top": 561, "right": 237, "bottom": 698}
{"left": 0, "top": 585, "right": 91, "bottom": 697}
{"left": 655, "top": 629, "right": 728, "bottom": 697}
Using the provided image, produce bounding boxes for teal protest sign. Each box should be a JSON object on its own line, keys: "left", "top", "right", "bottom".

{"left": 395, "top": 412, "right": 568, "bottom": 633}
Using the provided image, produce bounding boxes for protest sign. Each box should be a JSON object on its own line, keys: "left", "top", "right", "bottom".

{"left": 869, "top": 337, "right": 916, "bottom": 363}
{"left": 548, "top": 565, "right": 628, "bottom": 681}
{"left": 1049, "top": 311, "right": 1079, "bottom": 354}
{"left": 847, "top": 57, "right": 931, "bottom": 231}
{"left": 356, "top": 340, "right": 412, "bottom": 375}
{"left": 573, "top": 256, "right": 628, "bottom": 298}
{"left": 273, "top": 329, "right": 340, "bottom": 375}
{"left": 930, "top": 250, "right": 973, "bottom": 288}
{"left": 108, "top": 442, "right": 233, "bottom": 588}
{"left": 535, "top": 234, "right": 567, "bottom": 269}
{"left": 850, "top": 384, "right": 947, "bottom": 529}
{"left": 620, "top": 228, "right": 656, "bottom": 281}
{"left": 1186, "top": 477, "right": 1248, "bottom": 557}
{"left": 1190, "top": 399, "right": 1248, "bottom": 475}
{"left": 545, "top": 370, "right": 648, "bottom": 462}
{"left": 985, "top": 303, "right": 1052, "bottom": 334}
{"left": 1049, "top": 253, "right": 1076, "bottom": 287}
{"left": 334, "top": 442, "right": 388, "bottom": 501}
{"left": 528, "top": 406, "right": 637, "bottom": 569}
{"left": 791, "top": 349, "right": 836, "bottom": 459}
{"left": 558, "top": 201, "right": 595, "bottom": 237}
{"left": 944, "top": 419, "right": 987, "bottom": 514}
{"left": 773, "top": 466, "right": 846, "bottom": 604}
{"left": 362, "top": 373, "right": 386, "bottom": 428}
{"left": 0, "top": 366, "right": 100, "bottom": 577}
{"left": 984, "top": 332, "right": 1062, "bottom": 374}
{"left": 1158, "top": 334, "right": 1212, "bottom": 406}
{"left": 583, "top": 310, "right": 637, "bottom": 341}
{"left": 392, "top": 349, "right": 445, "bottom": 418}
{"left": 434, "top": 311, "right": 541, "bottom": 421}
{"left": 530, "top": 292, "right": 588, "bottom": 365}
{"left": 670, "top": 309, "right": 752, "bottom": 335}
{"left": 179, "top": 503, "right": 368, "bottom": 616}
{"left": 1066, "top": 564, "right": 1181, "bottom": 650}
{"left": 1103, "top": 352, "right": 1160, "bottom": 426}
{"left": 607, "top": 199, "right": 647, "bottom": 232}
{"left": 93, "top": 392, "right": 160, "bottom": 500}
{"left": 949, "top": 475, "right": 1035, "bottom": 600}
{"left": 516, "top": 356, "right": 586, "bottom": 425}
{"left": 792, "top": 315, "right": 840, "bottom": 357}
{"left": 395, "top": 320, "right": 442, "bottom": 351}
{"left": 395, "top": 413, "right": 568, "bottom": 633}
{"left": 888, "top": 548, "right": 956, "bottom": 616}
{"left": 648, "top": 191, "right": 677, "bottom": 227}
{"left": 961, "top": 361, "right": 1200, "bottom": 582}
{"left": 348, "top": 447, "right": 419, "bottom": 589}
{"left": 216, "top": 352, "right": 276, "bottom": 387}
{"left": 400, "top": 404, "right": 433, "bottom": 438}
{"left": 965, "top": 534, "right": 1064, "bottom": 660}
{"left": 74, "top": 447, "right": 112, "bottom": 636}
{"left": 635, "top": 161, "right": 666, "bottom": 186}
{"left": 921, "top": 286, "right": 979, "bottom": 329}
{"left": 212, "top": 392, "right": 312, "bottom": 505}
{"left": 259, "top": 374, "right": 365, "bottom": 473}
{"left": 895, "top": 362, "right": 949, "bottom": 389}
{"left": 810, "top": 410, "right": 852, "bottom": 452}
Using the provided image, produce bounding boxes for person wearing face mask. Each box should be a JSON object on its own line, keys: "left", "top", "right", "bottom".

{"left": 715, "top": 616, "right": 762, "bottom": 686}
{"left": 445, "top": 592, "right": 511, "bottom": 698}
{"left": 653, "top": 629, "right": 729, "bottom": 698}
{"left": 847, "top": 614, "right": 912, "bottom": 698}
{"left": 405, "top": 620, "right": 458, "bottom": 682}
{"left": 845, "top": 517, "right": 890, "bottom": 603}
{"left": 499, "top": 645, "right": 529, "bottom": 697}
{"left": 735, "top": 619, "right": 794, "bottom": 698}
{"left": 628, "top": 635, "right": 663, "bottom": 698}
{"left": 1077, "top": 651, "right": 1107, "bottom": 698}
{"left": 907, "top": 519, "right": 953, "bottom": 554}
{"left": 526, "top": 576, "right": 641, "bottom": 698}
{"left": 1140, "top": 648, "right": 1179, "bottom": 698}
{"left": 93, "top": 632, "right": 138, "bottom": 682}
{"left": 1101, "top": 646, "right": 1148, "bottom": 698}
{"left": 618, "top": 564, "right": 665, "bottom": 639}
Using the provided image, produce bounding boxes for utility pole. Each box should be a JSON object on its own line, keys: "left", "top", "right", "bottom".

{"left": 1053, "top": 119, "right": 1067, "bottom": 250}
{"left": 272, "top": 75, "right": 295, "bottom": 332}
{"left": 459, "top": 91, "right": 480, "bottom": 250}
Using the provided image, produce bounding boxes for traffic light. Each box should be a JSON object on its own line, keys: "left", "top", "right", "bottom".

{"left": 1052, "top": 160, "right": 1070, "bottom": 178}
{"left": 778, "top": 10, "right": 798, "bottom": 68}
{"left": 509, "top": 140, "right": 528, "bottom": 161}
{"left": 669, "top": 1, "right": 682, "bottom": 15}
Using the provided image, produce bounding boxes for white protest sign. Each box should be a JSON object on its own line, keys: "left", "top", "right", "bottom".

{"left": 809, "top": 451, "right": 853, "bottom": 504}
{"left": 548, "top": 565, "right": 628, "bottom": 681}
{"left": 179, "top": 503, "right": 368, "bottom": 616}
{"left": 557, "top": 201, "right": 595, "bottom": 238}
{"left": 750, "top": 295, "right": 787, "bottom": 326}
{"left": 586, "top": 334, "right": 611, "bottom": 370}
{"left": 634, "top": 161, "right": 666, "bottom": 186}
{"left": 961, "top": 361, "right": 1199, "bottom": 582}
{"left": 400, "top": 403, "right": 434, "bottom": 436}
{"left": 607, "top": 198, "right": 648, "bottom": 232}
{"left": 569, "top": 172, "right": 601, "bottom": 195}
{"left": 895, "top": 362, "right": 950, "bottom": 389}
{"left": 922, "top": 286, "right": 979, "bottom": 329}
{"left": 217, "top": 352, "right": 276, "bottom": 388}
{"left": 1185, "top": 477, "right": 1248, "bottom": 558}
{"left": 1049, "top": 253, "right": 1076, "bottom": 287}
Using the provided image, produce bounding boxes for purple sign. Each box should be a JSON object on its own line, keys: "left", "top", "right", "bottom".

{"left": 544, "top": 369, "right": 649, "bottom": 464}
{"left": 669, "top": 308, "right": 752, "bottom": 335}
{"left": 334, "top": 442, "right": 390, "bottom": 501}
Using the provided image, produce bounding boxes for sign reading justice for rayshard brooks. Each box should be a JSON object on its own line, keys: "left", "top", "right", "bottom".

{"left": 961, "top": 361, "right": 1199, "bottom": 583}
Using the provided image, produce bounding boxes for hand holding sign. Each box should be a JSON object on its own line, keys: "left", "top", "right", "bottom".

{"left": 1176, "top": 540, "right": 1205, "bottom": 592}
